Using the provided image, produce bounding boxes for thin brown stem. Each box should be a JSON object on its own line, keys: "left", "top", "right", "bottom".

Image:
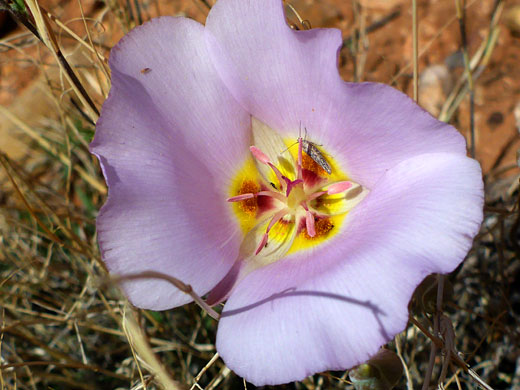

{"left": 109, "top": 271, "right": 221, "bottom": 320}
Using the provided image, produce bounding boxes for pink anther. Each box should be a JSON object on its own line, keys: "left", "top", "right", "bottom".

{"left": 227, "top": 193, "right": 255, "bottom": 202}
{"left": 327, "top": 181, "right": 352, "bottom": 195}
{"left": 250, "top": 146, "right": 271, "bottom": 164}
{"left": 306, "top": 210, "right": 316, "bottom": 237}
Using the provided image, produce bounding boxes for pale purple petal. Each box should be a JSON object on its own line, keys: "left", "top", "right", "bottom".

{"left": 205, "top": 0, "right": 467, "bottom": 187}
{"left": 216, "top": 153, "right": 483, "bottom": 385}
{"left": 90, "top": 17, "right": 250, "bottom": 310}
{"left": 205, "top": 0, "right": 342, "bottom": 129}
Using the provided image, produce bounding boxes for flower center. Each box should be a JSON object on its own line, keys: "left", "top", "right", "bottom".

{"left": 228, "top": 118, "right": 367, "bottom": 266}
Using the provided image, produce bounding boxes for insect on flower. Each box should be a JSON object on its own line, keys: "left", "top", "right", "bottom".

{"left": 284, "top": 126, "right": 332, "bottom": 174}
{"left": 300, "top": 137, "right": 332, "bottom": 174}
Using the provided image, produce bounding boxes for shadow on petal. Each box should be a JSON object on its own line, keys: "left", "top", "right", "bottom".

{"left": 222, "top": 288, "right": 391, "bottom": 340}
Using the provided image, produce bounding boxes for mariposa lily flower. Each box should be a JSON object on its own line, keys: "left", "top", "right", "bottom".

{"left": 90, "top": 0, "right": 484, "bottom": 385}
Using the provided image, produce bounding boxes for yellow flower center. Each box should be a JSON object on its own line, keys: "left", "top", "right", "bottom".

{"left": 227, "top": 117, "right": 367, "bottom": 269}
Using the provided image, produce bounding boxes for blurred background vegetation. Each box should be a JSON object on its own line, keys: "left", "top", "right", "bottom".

{"left": 0, "top": 0, "right": 519, "bottom": 389}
